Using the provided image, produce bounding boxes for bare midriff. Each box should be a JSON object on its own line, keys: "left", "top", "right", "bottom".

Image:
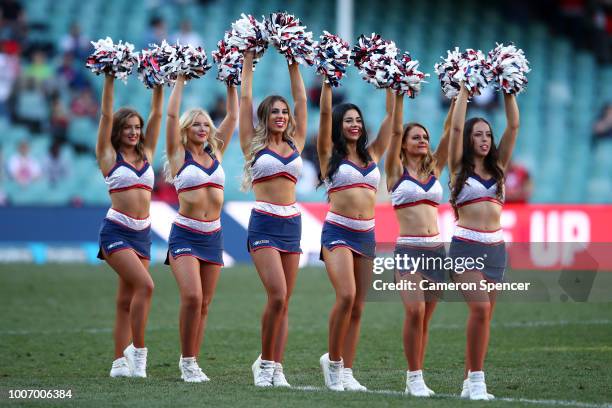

{"left": 395, "top": 204, "right": 440, "bottom": 236}
{"left": 457, "top": 201, "right": 503, "bottom": 231}
{"left": 329, "top": 187, "right": 376, "bottom": 219}
{"left": 110, "top": 189, "right": 152, "bottom": 219}
{"left": 178, "top": 187, "right": 224, "bottom": 220}
{"left": 253, "top": 177, "right": 297, "bottom": 205}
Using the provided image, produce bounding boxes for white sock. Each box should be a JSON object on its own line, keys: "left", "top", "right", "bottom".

{"left": 408, "top": 370, "right": 423, "bottom": 382}
{"left": 469, "top": 370, "right": 485, "bottom": 382}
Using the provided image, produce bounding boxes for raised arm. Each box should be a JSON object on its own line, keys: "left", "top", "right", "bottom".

{"left": 288, "top": 62, "right": 308, "bottom": 152}
{"left": 216, "top": 85, "right": 239, "bottom": 158}
{"left": 239, "top": 52, "right": 256, "bottom": 155}
{"left": 368, "top": 88, "right": 395, "bottom": 162}
{"left": 448, "top": 85, "right": 469, "bottom": 177}
{"left": 96, "top": 75, "right": 115, "bottom": 173}
{"left": 166, "top": 75, "right": 186, "bottom": 166}
{"left": 142, "top": 85, "right": 164, "bottom": 163}
{"left": 433, "top": 98, "right": 455, "bottom": 175}
{"left": 496, "top": 93, "right": 520, "bottom": 171}
{"left": 317, "top": 81, "right": 333, "bottom": 177}
{"left": 385, "top": 93, "right": 404, "bottom": 190}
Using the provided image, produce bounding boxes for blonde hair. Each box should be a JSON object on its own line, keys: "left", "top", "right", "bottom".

{"left": 164, "top": 108, "right": 223, "bottom": 183}
{"left": 240, "top": 95, "right": 296, "bottom": 191}
{"left": 401, "top": 123, "right": 436, "bottom": 178}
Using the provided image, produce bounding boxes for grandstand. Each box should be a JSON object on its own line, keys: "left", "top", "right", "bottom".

{"left": 2, "top": 3, "right": 612, "bottom": 406}
{"left": 1, "top": 0, "right": 611, "bottom": 205}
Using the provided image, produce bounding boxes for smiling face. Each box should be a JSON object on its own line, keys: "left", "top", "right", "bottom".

{"left": 342, "top": 109, "right": 363, "bottom": 142}
{"left": 187, "top": 113, "right": 211, "bottom": 145}
{"left": 470, "top": 120, "right": 493, "bottom": 158}
{"left": 403, "top": 125, "right": 430, "bottom": 157}
{"left": 267, "top": 100, "right": 289, "bottom": 134}
{"left": 120, "top": 115, "right": 142, "bottom": 147}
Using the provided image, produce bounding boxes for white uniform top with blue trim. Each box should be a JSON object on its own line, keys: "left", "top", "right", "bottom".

{"left": 390, "top": 168, "right": 443, "bottom": 208}
{"left": 105, "top": 152, "right": 154, "bottom": 194}
{"left": 325, "top": 159, "right": 380, "bottom": 193}
{"left": 251, "top": 140, "right": 302, "bottom": 184}
{"left": 173, "top": 149, "right": 225, "bottom": 193}
{"left": 456, "top": 173, "right": 504, "bottom": 207}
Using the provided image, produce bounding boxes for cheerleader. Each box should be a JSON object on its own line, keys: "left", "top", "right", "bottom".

{"left": 240, "top": 51, "right": 308, "bottom": 387}
{"left": 96, "top": 75, "right": 163, "bottom": 378}
{"left": 164, "top": 74, "right": 238, "bottom": 382}
{"left": 448, "top": 83, "right": 519, "bottom": 400}
{"left": 318, "top": 81, "right": 394, "bottom": 391}
{"left": 386, "top": 94, "right": 455, "bottom": 396}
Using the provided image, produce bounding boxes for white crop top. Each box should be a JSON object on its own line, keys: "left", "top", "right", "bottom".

{"left": 251, "top": 141, "right": 302, "bottom": 184}
{"left": 105, "top": 152, "right": 154, "bottom": 194}
{"left": 390, "top": 168, "right": 443, "bottom": 208}
{"left": 455, "top": 173, "right": 504, "bottom": 207}
{"left": 173, "top": 149, "right": 224, "bottom": 193}
{"left": 325, "top": 159, "right": 380, "bottom": 193}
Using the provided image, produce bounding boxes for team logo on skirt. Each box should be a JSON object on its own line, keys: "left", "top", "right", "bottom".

{"left": 108, "top": 241, "right": 124, "bottom": 249}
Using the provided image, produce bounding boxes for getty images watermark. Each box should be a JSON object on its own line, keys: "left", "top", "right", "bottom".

{"left": 371, "top": 253, "right": 531, "bottom": 292}
{"left": 363, "top": 242, "right": 612, "bottom": 302}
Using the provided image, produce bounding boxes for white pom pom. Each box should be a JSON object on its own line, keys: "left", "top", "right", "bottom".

{"left": 86, "top": 37, "right": 138, "bottom": 83}
{"left": 265, "top": 12, "right": 316, "bottom": 66}
{"left": 391, "top": 52, "right": 429, "bottom": 98}
{"left": 212, "top": 35, "right": 243, "bottom": 86}
{"left": 137, "top": 45, "right": 165, "bottom": 88}
{"left": 227, "top": 13, "right": 268, "bottom": 60}
{"left": 351, "top": 33, "right": 398, "bottom": 89}
{"left": 153, "top": 40, "right": 212, "bottom": 85}
{"left": 314, "top": 31, "right": 351, "bottom": 87}
{"left": 487, "top": 43, "right": 530, "bottom": 94}
{"left": 434, "top": 47, "right": 492, "bottom": 98}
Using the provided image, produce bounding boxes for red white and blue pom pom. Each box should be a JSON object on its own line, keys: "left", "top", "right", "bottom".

{"left": 154, "top": 40, "right": 212, "bottom": 84}
{"left": 391, "top": 52, "right": 428, "bottom": 98}
{"left": 487, "top": 43, "right": 530, "bottom": 94}
{"left": 433, "top": 47, "right": 462, "bottom": 98}
{"left": 351, "top": 33, "right": 398, "bottom": 89}
{"left": 212, "top": 35, "right": 243, "bottom": 86}
{"left": 86, "top": 37, "right": 137, "bottom": 83}
{"left": 265, "top": 12, "right": 316, "bottom": 66}
{"left": 137, "top": 45, "right": 165, "bottom": 88}
{"left": 314, "top": 31, "right": 351, "bottom": 87}
{"left": 227, "top": 13, "right": 268, "bottom": 60}
{"left": 461, "top": 49, "right": 492, "bottom": 95}
{"left": 434, "top": 47, "right": 491, "bottom": 98}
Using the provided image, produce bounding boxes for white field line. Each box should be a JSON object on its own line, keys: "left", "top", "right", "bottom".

{"left": 1, "top": 319, "right": 611, "bottom": 336}
{"left": 293, "top": 386, "right": 612, "bottom": 407}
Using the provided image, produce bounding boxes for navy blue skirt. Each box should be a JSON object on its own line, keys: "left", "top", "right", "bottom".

{"left": 247, "top": 210, "right": 302, "bottom": 253}
{"left": 98, "top": 218, "right": 152, "bottom": 260}
{"left": 165, "top": 223, "right": 224, "bottom": 266}
{"left": 394, "top": 243, "right": 447, "bottom": 283}
{"left": 448, "top": 237, "right": 506, "bottom": 282}
{"left": 320, "top": 221, "right": 376, "bottom": 259}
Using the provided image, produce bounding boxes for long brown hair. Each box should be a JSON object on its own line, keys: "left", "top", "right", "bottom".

{"left": 241, "top": 95, "right": 297, "bottom": 191}
{"left": 449, "top": 117, "right": 504, "bottom": 218}
{"left": 111, "top": 108, "right": 146, "bottom": 162}
{"left": 401, "top": 123, "right": 436, "bottom": 178}
{"left": 318, "top": 103, "right": 372, "bottom": 187}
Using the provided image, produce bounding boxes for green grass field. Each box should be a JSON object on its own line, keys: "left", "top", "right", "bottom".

{"left": 0, "top": 264, "right": 611, "bottom": 407}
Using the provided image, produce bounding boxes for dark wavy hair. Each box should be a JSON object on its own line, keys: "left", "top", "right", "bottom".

{"left": 319, "top": 103, "right": 372, "bottom": 186}
{"left": 111, "top": 108, "right": 146, "bottom": 162}
{"left": 449, "top": 117, "right": 504, "bottom": 218}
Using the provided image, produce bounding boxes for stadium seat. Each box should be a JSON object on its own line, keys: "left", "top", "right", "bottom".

{"left": 13, "top": 0, "right": 612, "bottom": 204}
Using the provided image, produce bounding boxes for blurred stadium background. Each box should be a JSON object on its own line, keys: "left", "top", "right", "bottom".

{"left": 0, "top": 0, "right": 611, "bottom": 263}
{"left": 1, "top": 2, "right": 611, "bottom": 406}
